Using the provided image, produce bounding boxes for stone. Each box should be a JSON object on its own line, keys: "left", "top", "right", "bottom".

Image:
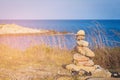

{"left": 83, "top": 47, "right": 95, "bottom": 57}
{"left": 74, "top": 46, "right": 86, "bottom": 55}
{"left": 71, "top": 70, "right": 79, "bottom": 75}
{"left": 74, "top": 60, "right": 94, "bottom": 67}
{"left": 76, "top": 35, "right": 85, "bottom": 40}
{"left": 66, "top": 64, "right": 96, "bottom": 72}
{"left": 76, "top": 30, "right": 85, "bottom": 36}
{"left": 76, "top": 40, "right": 89, "bottom": 47}
{"left": 78, "top": 69, "right": 86, "bottom": 76}
{"left": 94, "top": 65, "right": 103, "bottom": 69}
{"left": 75, "top": 46, "right": 95, "bottom": 58}
{"left": 111, "top": 72, "right": 120, "bottom": 78}
{"left": 84, "top": 60, "right": 94, "bottom": 66}
{"left": 77, "top": 66, "right": 96, "bottom": 72}
{"left": 79, "top": 69, "right": 92, "bottom": 76}
{"left": 73, "top": 53, "right": 90, "bottom": 61}
{"left": 74, "top": 60, "right": 88, "bottom": 66}
{"left": 92, "top": 69, "right": 111, "bottom": 78}
{"left": 66, "top": 64, "right": 76, "bottom": 70}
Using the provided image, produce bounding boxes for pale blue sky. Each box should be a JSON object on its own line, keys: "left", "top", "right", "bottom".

{"left": 0, "top": 0, "right": 120, "bottom": 19}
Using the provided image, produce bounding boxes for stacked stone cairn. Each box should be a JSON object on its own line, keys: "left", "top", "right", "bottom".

{"left": 66, "top": 30, "right": 111, "bottom": 78}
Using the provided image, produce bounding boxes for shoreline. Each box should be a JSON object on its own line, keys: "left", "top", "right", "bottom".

{"left": 0, "top": 32, "right": 75, "bottom": 37}
{"left": 0, "top": 24, "right": 73, "bottom": 36}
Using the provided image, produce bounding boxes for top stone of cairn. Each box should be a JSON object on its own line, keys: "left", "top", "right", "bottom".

{"left": 76, "top": 30, "right": 85, "bottom": 36}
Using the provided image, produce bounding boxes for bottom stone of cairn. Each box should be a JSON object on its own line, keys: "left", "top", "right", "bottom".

{"left": 66, "top": 64, "right": 111, "bottom": 77}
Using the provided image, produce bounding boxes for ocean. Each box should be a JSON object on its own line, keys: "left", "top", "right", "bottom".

{"left": 0, "top": 20, "right": 120, "bottom": 50}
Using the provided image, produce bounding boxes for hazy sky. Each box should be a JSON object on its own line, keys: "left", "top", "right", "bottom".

{"left": 0, "top": 0, "right": 120, "bottom": 19}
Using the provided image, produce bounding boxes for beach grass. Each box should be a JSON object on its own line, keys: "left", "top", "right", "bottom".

{"left": 93, "top": 47, "right": 120, "bottom": 70}
{"left": 0, "top": 43, "right": 120, "bottom": 80}
{"left": 0, "top": 44, "right": 72, "bottom": 80}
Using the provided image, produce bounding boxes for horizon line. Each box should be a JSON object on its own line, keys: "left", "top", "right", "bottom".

{"left": 0, "top": 19, "right": 120, "bottom": 20}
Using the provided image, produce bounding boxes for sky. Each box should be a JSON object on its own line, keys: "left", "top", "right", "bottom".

{"left": 0, "top": 0, "right": 120, "bottom": 19}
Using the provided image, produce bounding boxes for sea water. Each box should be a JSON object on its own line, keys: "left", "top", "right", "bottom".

{"left": 0, "top": 20, "right": 120, "bottom": 50}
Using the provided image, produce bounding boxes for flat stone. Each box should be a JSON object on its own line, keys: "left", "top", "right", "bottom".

{"left": 76, "top": 66, "right": 96, "bottom": 72}
{"left": 74, "top": 60, "right": 88, "bottom": 66}
{"left": 75, "top": 46, "right": 86, "bottom": 55}
{"left": 84, "top": 60, "right": 94, "bottom": 66}
{"left": 84, "top": 47, "right": 95, "bottom": 57}
{"left": 73, "top": 53, "right": 90, "bottom": 61}
{"left": 74, "top": 60, "right": 94, "bottom": 66}
{"left": 66, "top": 64, "right": 76, "bottom": 70}
{"left": 76, "top": 30, "right": 85, "bottom": 36}
{"left": 76, "top": 35, "right": 85, "bottom": 40}
{"left": 77, "top": 40, "right": 89, "bottom": 47}
{"left": 66, "top": 64, "right": 96, "bottom": 72}
{"left": 92, "top": 69, "right": 111, "bottom": 78}
{"left": 75, "top": 46, "right": 95, "bottom": 58}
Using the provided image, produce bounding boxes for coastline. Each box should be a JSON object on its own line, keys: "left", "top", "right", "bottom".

{"left": 0, "top": 24, "right": 72, "bottom": 36}
{"left": 0, "top": 32, "right": 75, "bottom": 37}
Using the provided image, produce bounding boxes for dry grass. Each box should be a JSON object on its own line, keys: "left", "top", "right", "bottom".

{"left": 0, "top": 43, "right": 120, "bottom": 80}
{"left": 93, "top": 47, "right": 120, "bottom": 71}
{"left": 0, "top": 44, "right": 73, "bottom": 80}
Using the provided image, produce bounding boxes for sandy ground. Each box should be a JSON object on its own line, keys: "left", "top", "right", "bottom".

{"left": 0, "top": 24, "right": 49, "bottom": 35}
